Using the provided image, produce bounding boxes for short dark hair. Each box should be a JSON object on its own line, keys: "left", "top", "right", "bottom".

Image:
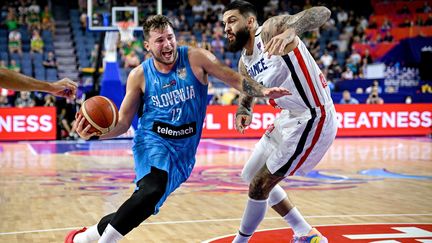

{"left": 223, "top": 0, "right": 257, "bottom": 18}
{"left": 143, "top": 15, "right": 174, "bottom": 40}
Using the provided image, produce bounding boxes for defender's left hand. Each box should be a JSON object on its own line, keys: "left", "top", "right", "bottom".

{"left": 264, "top": 28, "right": 296, "bottom": 58}
{"left": 263, "top": 87, "right": 292, "bottom": 99}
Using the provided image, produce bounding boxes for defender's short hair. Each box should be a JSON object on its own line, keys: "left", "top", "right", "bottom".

{"left": 223, "top": 0, "right": 257, "bottom": 18}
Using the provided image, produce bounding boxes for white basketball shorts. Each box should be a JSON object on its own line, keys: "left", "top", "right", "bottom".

{"left": 241, "top": 104, "right": 337, "bottom": 182}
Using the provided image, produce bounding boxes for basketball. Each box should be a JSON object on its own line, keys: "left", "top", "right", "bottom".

{"left": 78, "top": 96, "right": 119, "bottom": 135}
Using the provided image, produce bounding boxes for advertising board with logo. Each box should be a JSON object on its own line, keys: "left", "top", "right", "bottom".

{"left": 0, "top": 107, "right": 57, "bottom": 140}
{"left": 202, "top": 104, "right": 432, "bottom": 138}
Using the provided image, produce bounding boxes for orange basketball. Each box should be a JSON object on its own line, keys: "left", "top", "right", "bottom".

{"left": 78, "top": 96, "right": 119, "bottom": 135}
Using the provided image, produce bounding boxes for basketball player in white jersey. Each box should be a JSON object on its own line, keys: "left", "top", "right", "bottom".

{"left": 223, "top": 1, "right": 337, "bottom": 242}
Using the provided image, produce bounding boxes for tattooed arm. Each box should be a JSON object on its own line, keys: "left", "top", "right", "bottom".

{"left": 261, "top": 6, "right": 331, "bottom": 42}
{"left": 188, "top": 47, "right": 290, "bottom": 98}
{"left": 261, "top": 6, "right": 331, "bottom": 56}
{"left": 237, "top": 59, "right": 255, "bottom": 115}
{"left": 235, "top": 60, "right": 255, "bottom": 133}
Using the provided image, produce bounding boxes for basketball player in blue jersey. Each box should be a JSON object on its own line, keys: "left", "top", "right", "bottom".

{"left": 222, "top": 1, "right": 337, "bottom": 242}
{"left": 65, "top": 15, "right": 289, "bottom": 243}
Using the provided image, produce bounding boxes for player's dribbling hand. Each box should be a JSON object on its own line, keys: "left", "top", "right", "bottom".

{"left": 263, "top": 87, "right": 292, "bottom": 99}
{"left": 264, "top": 28, "right": 296, "bottom": 58}
{"left": 72, "top": 113, "right": 99, "bottom": 140}
{"left": 235, "top": 114, "right": 252, "bottom": 134}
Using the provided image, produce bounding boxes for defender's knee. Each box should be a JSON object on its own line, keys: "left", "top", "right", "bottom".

{"left": 248, "top": 179, "right": 273, "bottom": 200}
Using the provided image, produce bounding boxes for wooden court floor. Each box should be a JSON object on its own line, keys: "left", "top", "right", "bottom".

{"left": 0, "top": 137, "right": 431, "bottom": 242}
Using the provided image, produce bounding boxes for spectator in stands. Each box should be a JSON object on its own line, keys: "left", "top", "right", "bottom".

{"left": 320, "top": 50, "right": 333, "bottom": 69}
{"left": 43, "top": 51, "right": 57, "bottom": 69}
{"left": 0, "top": 60, "right": 7, "bottom": 69}
{"left": 28, "top": 0, "right": 40, "bottom": 14}
{"left": 382, "top": 31, "right": 394, "bottom": 42}
{"left": 177, "top": 35, "right": 188, "bottom": 46}
{"left": 211, "top": 34, "right": 225, "bottom": 55}
{"left": 8, "top": 59, "right": 20, "bottom": 73}
{"left": 307, "top": 36, "right": 320, "bottom": 57}
{"left": 366, "top": 80, "right": 382, "bottom": 94}
{"left": 30, "top": 30, "right": 44, "bottom": 53}
{"left": 167, "top": 10, "right": 180, "bottom": 30}
{"left": 405, "top": 95, "right": 412, "bottom": 104}
{"left": 368, "top": 20, "right": 378, "bottom": 29}
{"left": 131, "top": 38, "right": 144, "bottom": 53}
{"left": 90, "top": 44, "right": 102, "bottom": 67}
{"left": 362, "top": 49, "right": 373, "bottom": 64}
{"left": 415, "top": 16, "right": 425, "bottom": 26}
{"left": 359, "top": 16, "right": 369, "bottom": 30}
{"left": 124, "top": 50, "right": 141, "bottom": 70}
{"left": 399, "top": 18, "right": 412, "bottom": 28}
{"left": 336, "top": 7, "right": 348, "bottom": 26}
{"left": 4, "top": 11, "right": 18, "bottom": 31}
{"left": 27, "top": 9, "right": 41, "bottom": 32}
{"left": 192, "top": 0, "right": 207, "bottom": 22}
{"left": 355, "top": 87, "right": 364, "bottom": 94}
{"left": 385, "top": 85, "right": 396, "bottom": 93}
{"left": 198, "top": 34, "right": 212, "bottom": 51}
{"left": 8, "top": 29, "right": 22, "bottom": 55}
{"left": 210, "top": 93, "right": 222, "bottom": 105}
{"left": 425, "top": 14, "right": 432, "bottom": 26}
{"left": 349, "top": 49, "right": 361, "bottom": 65}
{"left": 326, "top": 60, "right": 342, "bottom": 80}
{"left": 339, "top": 90, "right": 359, "bottom": 104}
{"left": 417, "top": 2, "right": 431, "bottom": 13}
{"left": 321, "top": 70, "right": 334, "bottom": 91}
{"left": 380, "top": 18, "right": 392, "bottom": 32}
{"left": 398, "top": 5, "right": 411, "bottom": 15}
{"left": 177, "top": 14, "right": 191, "bottom": 32}
{"left": 41, "top": 6, "right": 55, "bottom": 33}
{"left": 231, "top": 93, "right": 240, "bottom": 105}
{"left": 341, "top": 66, "right": 354, "bottom": 80}
{"left": 80, "top": 12, "right": 87, "bottom": 34}
{"left": 91, "top": 13, "right": 101, "bottom": 26}
{"left": 44, "top": 94, "right": 56, "bottom": 107}
{"left": 221, "top": 88, "right": 238, "bottom": 105}
{"left": 212, "top": 21, "right": 224, "bottom": 37}
{"left": 58, "top": 97, "right": 77, "bottom": 140}
{"left": 14, "top": 91, "right": 36, "bottom": 107}
{"left": 346, "top": 58, "right": 358, "bottom": 76}
{"left": 0, "top": 91, "right": 10, "bottom": 107}
{"left": 204, "top": 22, "right": 214, "bottom": 37}
{"left": 357, "top": 66, "right": 365, "bottom": 79}
{"left": 375, "top": 33, "right": 383, "bottom": 43}
{"left": 366, "top": 88, "right": 384, "bottom": 104}
{"left": 188, "top": 35, "right": 198, "bottom": 48}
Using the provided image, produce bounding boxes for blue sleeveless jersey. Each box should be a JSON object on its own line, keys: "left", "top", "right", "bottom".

{"left": 132, "top": 46, "right": 207, "bottom": 212}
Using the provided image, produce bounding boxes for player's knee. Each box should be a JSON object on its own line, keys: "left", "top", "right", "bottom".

{"left": 136, "top": 184, "right": 166, "bottom": 206}
{"left": 248, "top": 180, "right": 271, "bottom": 200}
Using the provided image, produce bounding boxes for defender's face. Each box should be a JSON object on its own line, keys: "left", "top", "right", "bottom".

{"left": 145, "top": 26, "right": 177, "bottom": 65}
{"left": 223, "top": 10, "right": 249, "bottom": 51}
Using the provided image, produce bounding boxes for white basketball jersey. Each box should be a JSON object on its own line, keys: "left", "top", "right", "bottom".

{"left": 241, "top": 27, "right": 333, "bottom": 112}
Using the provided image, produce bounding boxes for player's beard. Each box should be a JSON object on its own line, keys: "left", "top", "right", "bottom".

{"left": 226, "top": 26, "right": 250, "bottom": 52}
{"left": 151, "top": 48, "right": 178, "bottom": 65}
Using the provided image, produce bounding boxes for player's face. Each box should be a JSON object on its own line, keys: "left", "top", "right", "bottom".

{"left": 146, "top": 26, "right": 177, "bottom": 65}
{"left": 223, "top": 10, "right": 250, "bottom": 52}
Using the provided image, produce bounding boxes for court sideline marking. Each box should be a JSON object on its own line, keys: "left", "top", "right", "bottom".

{"left": 0, "top": 213, "right": 431, "bottom": 236}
